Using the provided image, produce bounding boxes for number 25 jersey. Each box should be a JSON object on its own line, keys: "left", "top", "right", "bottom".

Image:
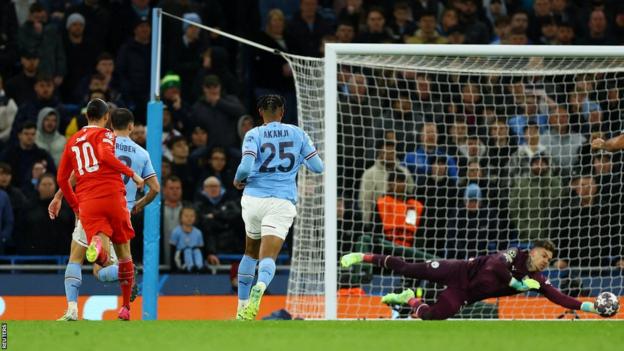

{"left": 57, "top": 125, "right": 134, "bottom": 212}
{"left": 241, "top": 121, "right": 318, "bottom": 204}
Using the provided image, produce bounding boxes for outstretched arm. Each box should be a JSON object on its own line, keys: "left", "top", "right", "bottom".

{"left": 541, "top": 284, "right": 597, "bottom": 314}
{"left": 592, "top": 134, "right": 624, "bottom": 152}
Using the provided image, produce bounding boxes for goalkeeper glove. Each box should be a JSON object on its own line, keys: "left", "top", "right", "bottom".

{"left": 580, "top": 302, "right": 597, "bottom": 314}
{"left": 509, "top": 277, "right": 541, "bottom": 292}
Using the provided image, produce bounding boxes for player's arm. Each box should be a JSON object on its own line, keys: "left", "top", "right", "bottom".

{"left": 49, "top": 172, "right": 77, "bottom": 219}
{"left": 57, "top": 146, "right": 79, "bottom": 214}
{"left": 234, "top": 130, "right": 259, "bottom": 189}
{"left": 592, "top": 134, "right": 624, "bottom": 152}
{"left": 97, "top": 131, "right": 144, "bottom": 187}
{"left": 301, "top": 131, "right": 324, "bottom": 174}
{"left": 132, "top": 175, "right": 160, "bottom": 214}
{"left": 540, "top": 282, "right": 598, "bottom": 314}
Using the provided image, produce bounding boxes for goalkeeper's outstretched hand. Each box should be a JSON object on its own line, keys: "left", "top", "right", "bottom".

{"left": 340, "top": 253, "right": 364, "bottom": 268}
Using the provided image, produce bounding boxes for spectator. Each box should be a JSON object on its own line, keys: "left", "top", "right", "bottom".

{"left": 11, "top": 73, "right": 68, "bottom": 142}
{"left": 192, "top": 46, "right": 241, "bottom": 101}
{"left": 554, "top": 19, "right": 576, "bottom": 45}
{"left": 21, "top": 160, "right": 47, "bottom": 200}
{"left": 454, "top": 0, "right": 491, "bottom": 44}
{"left": 450, "top": 183, "right": 505, "bottom": 259}
{"left": 536, "top": 15, "right": 558, "bottom": 45}
{"left": 490, "top": 16, "right": 511, "bottom": 44}
{"left": 195, "top": 176, "right": 243, "bottom": 259}
{"left": 509, "top": 10, "right": 530, "bottom": 35}
{"left": 509, "top": 121, "right": 547, "bottom": 177}
{"left": 335, "top": 20, "right": 355, "bottom": 43}
{"left": 509, "top": 153, "right": 562, "bottom": 242}
{"left": 237, "top": 115, "right": 255, "bottom": 146}
{"left": 160, "top": 74, "right": 191, "bottom": 135}
{"left": 34, "top": 107, "right": 65, "bottom": 165}
{"left": 484, "top": 0, "right": 508, "bottom": 28}
{"left": 374, "top": 91, "right": 420, "bottom": 157}
{"left": 600, "top": 80, "right": 623, "bottom": 135}
{"left": 0, "top": 0, "right": 18, "bottom": 79}
{"left": 508, "top": 94, "right": 548, "bottom": 145}
{"left": 359, "top": 139, "right": 414, "bottom": 224}
{"left": 337, "top": 0, "right": 366, "bottom": 33}
{"left": 166, "top": 12, "right": 209, "bottom": 100}
{"left": 251, "top": 9, "right": 297, "bottom": 124}
{"left": 0, "top": 162, "right": 27, "bottom": 231}
{"left": 167, "top": 135, "right": 195, "bottom": 202}
{"left": 116, "top": 16, "right": 151, "bottom": 121}
{"left": 555, "top": 171, "right": 605, "bottom": 268}
{"left": 447, "top": 25, "right": 467, "bottom": 44}
{"left": 416, "top": 154, "right": 458, "bottom": 257}
{"left": 16, "top": 173, "right": 73, "bottom": 255}
{"left": 438, "top": 7, "right": 459, "bottom": 37}
{"left": 190, "top": 125, "right": 209, "bottom": 152}
{"left": 160, "top": 106, "right": 183, "bottom": 153}
{"left": 66, "top": 0, "right": 112, "bottom": 51}
{"left": 111, "top": 0, "right": 151, "bottom": 53}
{"left": 371, "top": 172, "right": 434, "bottom": 261}
{"left": 541, "top": 105, "right": 586, "bottom": 177}
{"left": 569, "top": 78, "right": 602, "bottom": 135}
{"left": 170, "top": 206, "right": 206, "bottom": 272}
{"left": 62, "top": 13, "right": 97, "bottom": 103}
{"left": 487, "top": 117, "right": 515, "bottom": 175}
{"left": 551, "top": 0, "right": 579, "bottom": 30}
{"left": 190, "top": 75, "right": 246, "bottom": 151}
{"left": 17, "top": 3, "right": 65, "bottom": 86}
{"left": 578, "top": 8, "right": 615, "bottom": 45}
{"left": 614, "top": 5, "right": 624, "bottom": 44}
{"left": 528, "top": 0, "right": 553, "bottom": 42}
{"left": 288, "top": 0, "right": 333, "bottom": 57}
{"left": 5, "top": 50, "right": 39, "bottom": 106}
{"left": 75, "top": 52, "right": 122, "bottom": 106}
{"left": 404, "top": 121, "right": 459, "bottom": 183}
{"left": 1, "top": 121, "right": 55, "bottom": 187}
{"left": 405, "top": 11, "right": 447, "bottom": 44}
{"left": 355, "top": 7, "right": 393, "bottom": 43}
{"left": 162, "top": 175, "right": 183, "bottom": 267}
{"left": 388, "top": 1, "right": 417, "bottom": 42}
{"left": 202, "top": 147, "right": 235, "bottom": 193}
{"left": 0, "top": 76, "right": 18, "bottom": 145}
{"left": 0, "top": 188, "right": 13, "bottom": 254}
{"left": 507, "top": 26, "right": 529, "bottom": 45}
{"left": 130, "top": 122, "right": 146, "bottom": 148}
{"left": 457, "top": 132, "right": 487, "bottom": 176}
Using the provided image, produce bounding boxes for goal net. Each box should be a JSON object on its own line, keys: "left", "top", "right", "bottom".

{"left": 285, "top": 45, "right": 624, "bottom": 320}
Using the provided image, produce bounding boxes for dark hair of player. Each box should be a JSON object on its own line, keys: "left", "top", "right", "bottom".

{"left": 111, "top": 108, "right": 135, "bottom": 130}
{"left": 257, "top": 94, "right": 285, "bottom": 114}
{"left": 533, "top": 239, "right": 556, "bottom": 257}
{"left": 86, "top": 98, "right": 109, "bottom": 121}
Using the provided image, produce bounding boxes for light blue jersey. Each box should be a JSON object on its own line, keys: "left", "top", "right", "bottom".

{"left": 240, "top": 122, "right": 319, "bottom": 204}
{"left": 115, "top": 135, "right": 156, "bottom": 211}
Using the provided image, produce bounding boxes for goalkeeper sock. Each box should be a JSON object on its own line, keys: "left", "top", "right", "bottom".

{"left": 237, "top": 255, "right": 258, "bottom": 302}
{"left": 64, "top": 262, "right": 82, "bottom": 304}
{"left": 118, "top": 258, "right": 134, "bottom": 308}
{"left": 97, "top": 264, "right": 119, "bottom": 282}
{"left": 257, "top": 257, "right": 276, "bottom": 287}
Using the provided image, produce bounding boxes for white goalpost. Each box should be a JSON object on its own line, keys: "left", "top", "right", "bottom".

{"left": 285, "top": 44, "right": 624, "bottom": 320}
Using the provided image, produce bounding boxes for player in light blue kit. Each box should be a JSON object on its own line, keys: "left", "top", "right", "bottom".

{"left": 234, "top": 95, "right": 324, "bottom": 320}
{"left": 53, "top": 108, "right": 160, "bottom": 321}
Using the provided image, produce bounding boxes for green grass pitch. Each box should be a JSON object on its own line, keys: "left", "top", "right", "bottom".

{"left": 4, "top": 320, "right": 623, "bottom": 351}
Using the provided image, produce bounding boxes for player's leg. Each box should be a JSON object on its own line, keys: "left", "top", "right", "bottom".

{"left": 93, "top": 239, "right": 120, "bottom": 281}
{"left": 237, "top": 236, "right": 260, "bottom": 319}
{"left": 408, "top": 288, "right": 467, "bottom": 320}
{"left": 242, "top": 198, "right": 296, "bottom": 320}
{"left": 86, "top": 232, "right": 112, "bottom": 265}
{"left": 58, "top": 240, "right": 86, "bottom": 321}
{"left": 113, "top": 241, "right": 133, "bottom": 321}
{"left": 343, "top": 253, "right": 459, "bottom": 286}
{"left": 192, "top": 248, "right": 204, "bottom": 271}
{"left": 236, "top": 195, "right": 261, "bottom": 319}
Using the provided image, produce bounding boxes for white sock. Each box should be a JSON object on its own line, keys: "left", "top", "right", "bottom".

{"left": 238, "top": 299, "right": 249, "bottom": 310}
{"left": 68, "top": 301, "right": 78, "bottom": 313}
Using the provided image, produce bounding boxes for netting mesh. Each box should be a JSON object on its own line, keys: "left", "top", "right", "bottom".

{"left": 285, "top": 51, "right": 624, "bottom": 320}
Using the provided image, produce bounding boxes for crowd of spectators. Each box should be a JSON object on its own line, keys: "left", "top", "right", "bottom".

{"left": 0, "top": 0, "right": 623, "bottom": 272}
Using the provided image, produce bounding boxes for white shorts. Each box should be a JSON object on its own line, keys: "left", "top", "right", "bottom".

{"left": 241, "top": 195, "right": 297, "bottom": 240}
{"left": 72, "top": 220, "right": 117, "bottom": 262}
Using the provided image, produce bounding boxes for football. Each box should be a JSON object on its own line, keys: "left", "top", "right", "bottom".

{"left": 594, "top": 292, "right": 620, "bottom": 317}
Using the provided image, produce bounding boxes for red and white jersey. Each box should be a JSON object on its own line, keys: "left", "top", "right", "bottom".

{"left": 57, "top": 125, "right": 134, "bottom": 212}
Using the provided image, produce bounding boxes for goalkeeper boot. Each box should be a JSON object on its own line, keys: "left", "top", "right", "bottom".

{"left": 118, "top": 305, "right": 130, "bottom": 321}
{"left": 56, "top": 309, "right": 78, "bottom": 321}
{"left": 130, "top": 265, "right": 139, "bottom": 302}
{"left": 242, "top": 282, "right": 266, "bottom": 320}
{"left": 381, "top": 289, "right": 415, "bottom": 306}
{"left": 86, "top": 236, "right": 103, "bottom": 263}
{"left": 340, "top": 253, "right": 364, "bottom": 268}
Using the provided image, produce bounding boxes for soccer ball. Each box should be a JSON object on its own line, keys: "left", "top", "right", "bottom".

{"left": 594, "top": 292, "right": 620, "bottom": 317}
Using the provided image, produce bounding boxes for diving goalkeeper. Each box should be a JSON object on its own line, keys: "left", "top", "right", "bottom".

{"left": 341, "top": 240, "right": 614, "bottom": 320}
